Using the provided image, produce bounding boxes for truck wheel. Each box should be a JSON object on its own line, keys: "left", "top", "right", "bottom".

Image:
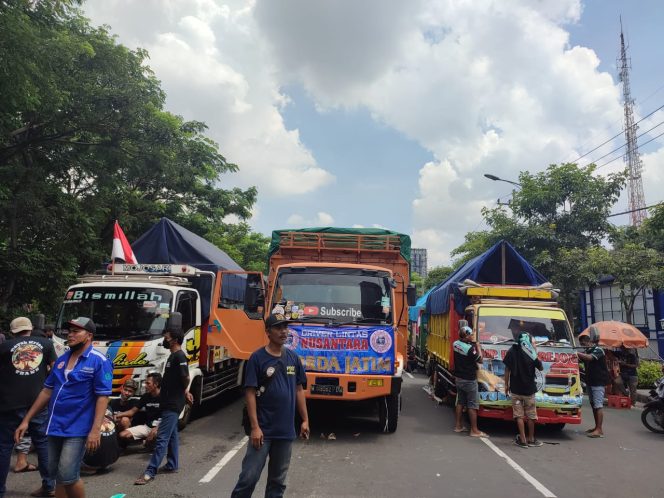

{"left": 378, "top": 393, "right": 400, "bottom": 433}
{"left": 178, "top": 377, "right": 201, "bottom": 431}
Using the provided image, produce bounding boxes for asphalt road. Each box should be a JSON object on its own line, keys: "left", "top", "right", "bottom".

{"left": 6, "top": 373, "right": 663, "bottom": 498}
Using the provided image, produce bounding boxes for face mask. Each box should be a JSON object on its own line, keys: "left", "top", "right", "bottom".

{"left": 69, "top": 341, "right": 86, "bottom": 352}
{"left": 162, "top": 339, "right": 171, "bottom": 349}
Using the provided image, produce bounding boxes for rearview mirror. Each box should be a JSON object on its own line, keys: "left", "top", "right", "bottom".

{"left": 458, "top": 319, "right": 468, "bottom": 330}
{"left": 167, "top": 312, "right": 182, "bottom": 333}
{"left": 33, "top": 313, "right": 45, "bottom": 331}
{"left": 406, "top": 285, "right": 417, "bottom": 306}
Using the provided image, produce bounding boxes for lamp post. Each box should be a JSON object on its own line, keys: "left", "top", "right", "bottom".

{"left": 483, "top": 173, "right": 521, "bottom": 188}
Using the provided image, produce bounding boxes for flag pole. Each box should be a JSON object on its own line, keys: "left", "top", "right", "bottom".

{"left": 111, "top": 219, "right": 116, "bottom": 275}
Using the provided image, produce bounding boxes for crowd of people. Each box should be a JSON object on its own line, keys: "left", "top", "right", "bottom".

{"left": 0, "top": 316, "right": 193, "bottom": 498}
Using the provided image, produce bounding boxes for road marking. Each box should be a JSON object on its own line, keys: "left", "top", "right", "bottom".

{"left": 480, "top": 437, "right": 556, "bottom": 498}
{"left": 199, "top": 436, "right": 248, "bottom": 483}
{"left": 404, "top": 371, "right": 414, "bottom": 379}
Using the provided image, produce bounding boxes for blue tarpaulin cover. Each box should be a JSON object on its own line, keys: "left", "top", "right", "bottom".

{"left": 426, "top": 240, "right": 547, "bottom": 316}
{"left": 132, "top": 218, "right": 244, "bottom": 320}
{"left": 409, "top": 287, "right": 434, "bottom": 322}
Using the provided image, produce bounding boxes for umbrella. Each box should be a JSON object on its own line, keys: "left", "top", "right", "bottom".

{"left": 579, "top": 321, "right": 649, "bottom": 348}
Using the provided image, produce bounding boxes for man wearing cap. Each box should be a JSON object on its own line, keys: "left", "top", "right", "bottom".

{"left": 231, "top": 314, "right": 309, "bottom": 498}
{"left": 0, "top": 317, "right": 57, "bottom": 498}
{"left": 453, "top": 326, "right": 487, "bottom": 437}
{"left": 110, "top": 379, "right": 140, "bottom": 432}
{"left": 15, "top": 317, "right": 112, "bottom": 498}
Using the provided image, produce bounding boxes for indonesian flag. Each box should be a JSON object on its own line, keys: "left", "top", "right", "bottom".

{"left": 112, "top": 221, "right": 138, "bottom": 264}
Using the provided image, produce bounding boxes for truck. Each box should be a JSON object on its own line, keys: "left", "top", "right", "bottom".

{"left": 240, "top": 228, "right": 416, "bottom": 432}
{"left": 53, "top": 218, "right": 266, "bottom": 427}
{"left": 422, "top": 240, "right": 582, "bottom": 428}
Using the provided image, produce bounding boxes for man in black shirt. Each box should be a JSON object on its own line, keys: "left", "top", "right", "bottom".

{"left": 0, "top": 316, "right": 57, "bottom": 497}
{"left": 616, "top": 346, "right": 639, "bottom": 406}
{"left": 452, "top": 326, "right": 486, "bottom": 437}
{"left": 135, "top": 330, "right": 192, "bottom": 485}
{"left": 577, "top": 334, "right": 609, "bottom": 437}
{"left": 504, "top": 333, "right": 544, "bottom": 448}
{"left": 110, "top": 379, "right": 139, "bottom": 431}
{"left": 116, "top": 374, "right": 162, "bottom": 446}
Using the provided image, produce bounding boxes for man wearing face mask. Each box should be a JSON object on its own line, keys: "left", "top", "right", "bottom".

{"left": 134, "top": 329, "right": 192, "bottom": 485}
{"left": 15, "top": 317, "right": 112, "bottom": 498}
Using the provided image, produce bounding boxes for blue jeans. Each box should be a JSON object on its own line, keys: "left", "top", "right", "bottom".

{"left": 47, "top": 436, "right": 87, "bottom": 485}
{"left": 589, "top": 385, "right": 605, "bottom": 409}
{"left": 145, "top": 410, "right": 179, "bottom": 478}
{"left": 0, "top": 408, "right": 54, "bottom": 497}
{"left": 231, "top": 439, "right": 293, "bottom": 498}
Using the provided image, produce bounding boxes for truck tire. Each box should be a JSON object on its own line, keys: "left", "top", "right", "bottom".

{"left": 178, "top": 377, "right": 201, "bottom": 431}
{"left": 378, "top": 393, "right": 400, "bottom": 433}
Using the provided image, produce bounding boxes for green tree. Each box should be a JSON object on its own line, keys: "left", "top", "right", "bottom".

{"left": 424, "top": 265, "right": 454, "bottom": 292}
{"left": 452, "top": 163, "right": 626, "bottom": 323}
{"left": 0, "top": 1, "right": 262, "bottom": 320}
{"left": 410, "top": 272, "right": 425, "bottom": 297}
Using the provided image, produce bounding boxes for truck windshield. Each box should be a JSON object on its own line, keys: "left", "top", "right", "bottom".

{"left": 56, "top": 287, "right": 173, "bottom": 341}
{"left": 477, "top": 307, "right": 573, "bottom": 346}
{"left": 272, "top": 268, "right": 392, "bottom": 324}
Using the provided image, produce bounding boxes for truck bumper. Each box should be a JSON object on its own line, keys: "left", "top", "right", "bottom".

{"left": 305, "top": 372, "right": 402, "bottom": 401}
{"left": 479, "top": 405, "right": 582, "bottom": 424}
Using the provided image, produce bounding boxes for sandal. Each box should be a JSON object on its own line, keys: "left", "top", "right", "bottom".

{"left": 15, "top": 463, "right": 38, "bottom": 473}
{"left": 469, "top": 431, "right": 489, "bottom": 438}
{"left": 134, "top": 474, "right": 154, "bottom": 485}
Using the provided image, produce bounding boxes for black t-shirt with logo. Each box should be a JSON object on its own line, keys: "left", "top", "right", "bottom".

{"left": 109, "top": 397, "right": 139, "bottom": 414}
{"left": 160, "top": 350, "right": 189, "bottom": 413}
{"left": 503, "top": 345, "right": 543, "bottom": 396}
{"left": 0, "top": 335, "right": 57, "bottom": 412}
{"left": 137, "top": 392, "right": 162, "bottom": 427}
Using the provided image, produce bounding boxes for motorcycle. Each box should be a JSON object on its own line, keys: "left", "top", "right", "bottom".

{"left": 641, "top": 376, "right": 664, "bottom": 434}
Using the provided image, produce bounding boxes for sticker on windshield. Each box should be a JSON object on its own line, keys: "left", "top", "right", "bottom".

{"left": 143, "top": 301, "right": 157, "bottom": 308}
{"left": 380, "top": 296, "right": 390, "bottom": 307}
{"left": 272, "top": 305, "right": 285, "bottom": 315}
{"left": 159, "top": 302, "right": 170, "bottom": 309}
{"left": 303, "top": 306, "right": 319, "bottom": 316}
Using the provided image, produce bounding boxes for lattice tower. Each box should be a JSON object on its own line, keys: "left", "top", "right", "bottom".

{"left": 618, "top": 24, "right": 647, "bottom": 225}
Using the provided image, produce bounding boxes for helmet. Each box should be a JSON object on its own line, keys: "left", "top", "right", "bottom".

{"left": 460, "top": 326, "right": 473, "bottom": 337}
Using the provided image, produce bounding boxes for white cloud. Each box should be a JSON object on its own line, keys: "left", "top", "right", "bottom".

{"left": 287, "top": 212, "right": 335, "bottom": 226}
{"left": 83, "top": 0, "right": 334, "bottom": 198}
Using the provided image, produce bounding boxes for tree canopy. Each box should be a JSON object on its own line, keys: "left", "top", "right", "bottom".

{"left": 0, "top": 0, "right": 268, "bottom": 321}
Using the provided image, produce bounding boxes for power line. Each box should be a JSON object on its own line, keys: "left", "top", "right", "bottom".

{"left": 596, "top": 129, "right": 664, "bottom": 170}
{"left": 608, "top": 202, "right": 662, "bottom": 218}
{"left": 588, "top": 119, "right": 664, "bottom": 166}
{"left": 567, "top": 103, "right": 664, "bottom": 164}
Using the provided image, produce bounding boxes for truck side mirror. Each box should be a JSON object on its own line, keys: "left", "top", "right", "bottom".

{"left": 458, "top": 319, "right": 468, "bottom": 329}
{"left": 33, "top": 314, "right": 45, "bottom": 330}
{"left": 167, "top": 312, "right": 183, "bottom": 333}
{"left": 406, "top": 285, "right": 417, "bottom": 306}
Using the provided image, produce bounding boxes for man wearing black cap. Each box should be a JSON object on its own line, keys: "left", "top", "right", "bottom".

{"left": 16, "top": 317, "right": 112, "bottom": 498}
{"left": 0, "top": 317, "right": 56, "bottom": 497}
{"left": 231, "top": 314, "right": 309, "bottom": 498}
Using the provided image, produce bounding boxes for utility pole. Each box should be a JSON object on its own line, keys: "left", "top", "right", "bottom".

{"left": 618, "top": 19, "right": 647, "bottom": 226}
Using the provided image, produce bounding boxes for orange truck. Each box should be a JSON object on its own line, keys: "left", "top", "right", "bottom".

{"left": 226, "top": 228, "right": 416, "bottom": 432}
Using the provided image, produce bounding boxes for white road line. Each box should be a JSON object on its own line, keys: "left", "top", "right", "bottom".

{"left": 199, "top": 436, "right": 248, "bottom": 483}
{"left": 404, "top": 371, "right": 414, "bottom": 379}
{"left": 480, "top": 437, "right": 556, "bottom": 498}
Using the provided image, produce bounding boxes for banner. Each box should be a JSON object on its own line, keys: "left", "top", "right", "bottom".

{"left": 286, "top": 325, "right": 395, "bottom": 375}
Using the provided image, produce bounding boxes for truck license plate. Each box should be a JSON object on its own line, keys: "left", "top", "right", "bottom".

{"left": 311, "top": 384, "right": 343, "bottom": 396}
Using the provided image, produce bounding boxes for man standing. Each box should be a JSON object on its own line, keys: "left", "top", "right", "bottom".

{"left": 0, "top": 317, "right": 57, "bottom": 498}
{"left": 617, "top": 346, "right": 639, "bottom": 407}
{"left": 15, "top": 317, "right": 112, "bottom": 498}
{"left": 504, "top": 333, "right": 544, "bottom": 448}
{"left": 134, "top": 331, "right": 191, "bottom": 485}
{"left": 578, "top": 334, "right": 609, "bottom": 437}
{"left": 116, "top": 373, "right": 162, "bottom": 447}
{"left": 110, "top": 379, "right": 140, "bottom": 432}
{"left": 452, "top": 326, "right": 487, "bottom": 437}
{"left": 231, "top": 314, "right": 309, "bottom": 498}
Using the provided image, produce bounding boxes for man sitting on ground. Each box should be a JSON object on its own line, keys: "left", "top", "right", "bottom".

{"left": 110, "top": 379, "right": 139, "bottom": 431}
{"left": 115, "top": 373, "right": 162, "bottom": 447}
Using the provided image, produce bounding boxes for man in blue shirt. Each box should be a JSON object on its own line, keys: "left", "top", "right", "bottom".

{"left": 16, "top": 317, "right": 112, "bottom": 498}
{"left": 231, "top": 314, "right": 309, "bottom": 498}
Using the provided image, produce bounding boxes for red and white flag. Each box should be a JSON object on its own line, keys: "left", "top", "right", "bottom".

{"left": 112, "top": 221, "right": 138, "bottom": 264}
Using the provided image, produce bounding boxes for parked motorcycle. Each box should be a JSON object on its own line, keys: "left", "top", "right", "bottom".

{"left": 641, "top": 376, "right": 664, "bottom": 434}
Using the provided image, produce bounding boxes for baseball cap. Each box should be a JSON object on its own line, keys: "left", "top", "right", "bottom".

{"left": 65, "top": 317, "right": 96, "bottom": 334}
{"left": 265, "top": 313, "right": 289, "bottom": 329}
{"left": 10, "top": 317, "right": 33, "bottom": 334}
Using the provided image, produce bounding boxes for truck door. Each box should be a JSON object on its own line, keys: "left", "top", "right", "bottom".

{"left": 209, "top": 271, "right": 267, "bottom": 360}
{"left": 176, "top": 290, "right": 201, "bottom": 365}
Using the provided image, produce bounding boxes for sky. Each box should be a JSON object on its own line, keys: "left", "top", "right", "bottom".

{"left": 83, "top": 0, "right": 664, "bottom": 268}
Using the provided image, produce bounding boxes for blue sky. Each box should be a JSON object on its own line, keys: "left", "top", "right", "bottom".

{"left": 84, "top": 0, "right": 664, "bottom": 266}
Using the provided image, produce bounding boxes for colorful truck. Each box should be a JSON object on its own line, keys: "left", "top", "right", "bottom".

{"left": 240, "top": 228, "right": 415, "bottom": 433}
{"left": 423, "top": 241, "right": 582, "bottom": 428}
{"left": 53, "top": 218, "right": 265, "bottom": 427}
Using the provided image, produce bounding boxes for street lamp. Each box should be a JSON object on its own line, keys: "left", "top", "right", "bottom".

{"left": 483, "top": 173, "right": 521, "bottom": 187}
